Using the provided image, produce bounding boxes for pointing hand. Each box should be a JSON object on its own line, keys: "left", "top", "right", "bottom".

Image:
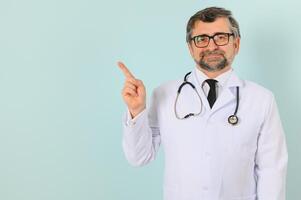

{"left": 118, "top": 61, "right": 146, "bottom": 118}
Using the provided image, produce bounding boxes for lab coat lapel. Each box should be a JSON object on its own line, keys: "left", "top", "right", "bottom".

{"left": 211, "top": 72, "right": 244, "bottom": 114}
{"left": 191, "top": 69, "right": 211, "bottom": 111}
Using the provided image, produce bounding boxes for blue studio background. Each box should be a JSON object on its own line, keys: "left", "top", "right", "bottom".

{"left": 0, "top": 0, "right": 300, "bottom": 199}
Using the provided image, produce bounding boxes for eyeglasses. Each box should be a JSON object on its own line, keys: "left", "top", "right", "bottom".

{"left": 191, "top": 32, "right": 234, "bottom": 48}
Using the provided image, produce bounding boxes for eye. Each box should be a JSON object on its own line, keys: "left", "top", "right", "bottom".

{"left": 195, "top": 35, "right": 208, "bottom": 43}
{"left": 215, "top": 34, "right": 228, "bottom": 41}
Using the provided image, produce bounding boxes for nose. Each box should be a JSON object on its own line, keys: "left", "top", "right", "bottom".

{"left": 206, "top": 38, "right": 219, "bottom": 51}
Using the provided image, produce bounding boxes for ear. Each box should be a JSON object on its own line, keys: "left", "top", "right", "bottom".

{"left": 187, "top": 42, "right": 194, "bottom": 57}
{"left": 233, "top": 37, "right": 240, "bottom": 55}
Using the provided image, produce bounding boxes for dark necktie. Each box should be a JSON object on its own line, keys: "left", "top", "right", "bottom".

{"left": 205, "top": 79, "right": 217, "bottom": 108}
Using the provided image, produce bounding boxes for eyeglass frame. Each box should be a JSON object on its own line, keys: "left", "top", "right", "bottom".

{"left": 190, "top": 32, "right": 235, "bottom": 48}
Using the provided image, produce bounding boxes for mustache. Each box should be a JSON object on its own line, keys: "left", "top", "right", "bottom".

{"left": 200, "top": 50, "right": 225, "bottom": 58}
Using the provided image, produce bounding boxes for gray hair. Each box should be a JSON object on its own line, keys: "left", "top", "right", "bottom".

{"left": 186, "top": 7, "right": 241, "bottom": 42}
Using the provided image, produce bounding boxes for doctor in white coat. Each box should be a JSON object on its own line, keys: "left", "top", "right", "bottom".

{"left": 118, "top": 7, "right": 288, "bottom": 200}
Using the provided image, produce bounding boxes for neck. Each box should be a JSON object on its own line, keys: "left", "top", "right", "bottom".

{"left": 197, "top": 66, "right": 232, "bottom": 79}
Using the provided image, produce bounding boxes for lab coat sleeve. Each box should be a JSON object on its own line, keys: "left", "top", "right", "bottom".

{"left": 122, "top": 90, "right": 161, "bottom": 167}
{"left": 255, "top": 95, "right": 288, "bottom": 200}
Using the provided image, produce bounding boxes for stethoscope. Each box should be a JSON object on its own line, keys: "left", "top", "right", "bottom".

{"left": 174, "top": 72, "right": 239, "bottom": 125}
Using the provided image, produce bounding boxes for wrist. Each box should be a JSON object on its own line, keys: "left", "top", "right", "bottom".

{"left": 129, "top": 106, "right": 145, "bottom": 118}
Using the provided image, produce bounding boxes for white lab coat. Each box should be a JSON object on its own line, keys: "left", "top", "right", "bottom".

{"left": 122, "top": 68, "right": 288, "bottom": 200}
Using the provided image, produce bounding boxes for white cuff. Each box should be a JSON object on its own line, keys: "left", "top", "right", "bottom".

{"left": 125, "top": 108, "right": 147, "bottom": 127}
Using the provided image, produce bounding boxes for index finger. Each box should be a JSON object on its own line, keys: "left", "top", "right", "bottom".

{"left": 117, "top": 61, "right": 135, "bottom": 79}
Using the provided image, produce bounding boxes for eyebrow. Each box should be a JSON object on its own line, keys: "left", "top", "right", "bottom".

{"left": 194, "top": 32, "right": 231, "bottom": 37}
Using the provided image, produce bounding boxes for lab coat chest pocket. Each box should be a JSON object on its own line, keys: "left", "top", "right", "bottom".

{"left": 225, "top": 120, "right": 259, "bottom": 159}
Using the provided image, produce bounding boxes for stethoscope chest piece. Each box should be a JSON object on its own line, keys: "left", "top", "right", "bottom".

{"left": 228, "top": 115, "right": 239, "bottom": 125}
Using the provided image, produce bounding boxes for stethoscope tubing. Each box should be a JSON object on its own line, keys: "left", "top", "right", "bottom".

{"left": 174, "top": 71, "right": 239, "bottom": 125}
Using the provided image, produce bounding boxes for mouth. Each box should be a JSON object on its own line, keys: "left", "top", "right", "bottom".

{"left": 203, "top": 54, "right": 223, "bottom": 62}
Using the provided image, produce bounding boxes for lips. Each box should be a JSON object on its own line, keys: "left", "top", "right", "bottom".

{"left": 203, "top": 54, "right": 223, "bottom": 62}
{"left": 206, "top": 53, "right": 222, "bottom": 57}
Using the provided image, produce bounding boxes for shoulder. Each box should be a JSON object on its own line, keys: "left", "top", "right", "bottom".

{"left": 240, "top": 79, "right": 277, "bottom": 118}
{"left": 242, "top": 79, "right": 274, "bottom": 100}
{"left": 153, "top": 78, "right": 183, "bottom": 95}
{"left": 148, "top": 76, "right": 186, "bottom": 106}
{"left": 237, "top": 78, "right": 280, "bottom": 123}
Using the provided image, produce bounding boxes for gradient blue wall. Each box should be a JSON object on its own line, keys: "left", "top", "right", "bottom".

{"left": 0, "top": 0, "right": 299, "bottom": 199}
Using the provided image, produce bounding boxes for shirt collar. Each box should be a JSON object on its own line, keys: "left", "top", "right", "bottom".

{"left": 194, "top": 66, "right": 233, "bottom": 88}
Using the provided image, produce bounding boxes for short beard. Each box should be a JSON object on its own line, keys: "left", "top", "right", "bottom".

{"left": 196, "top": 50, "right": 228, "bottom": 72}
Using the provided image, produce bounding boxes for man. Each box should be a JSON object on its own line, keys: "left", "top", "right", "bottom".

{"left": 118, "top": 7, "right": 288, "bottom": 200}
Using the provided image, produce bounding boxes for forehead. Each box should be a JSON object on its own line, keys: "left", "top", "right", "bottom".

{"left": 191, "top": 17, "right": 231, "bottom": 35}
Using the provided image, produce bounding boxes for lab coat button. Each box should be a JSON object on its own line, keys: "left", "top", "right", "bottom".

{"left": 205, "top": 152, "right": 211, "bottom": 157}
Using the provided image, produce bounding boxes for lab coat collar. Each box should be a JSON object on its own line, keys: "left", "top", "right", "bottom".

{"left": 226, "top": 70, "right": 244, "bottom": 88}
{"left": 213, "top": 70, "right": 244, "bottom": 115}
{"left": 195, "top": 67, "right": 233, "bottom": 89}
{"left": 213, "top": 71, "right": 244, "bottom": 114}
{"left": 193, "top": 66, "right": 243, "bottom": 88}
{"left": 191, "top": 67, "right": 244, "bottom": 113}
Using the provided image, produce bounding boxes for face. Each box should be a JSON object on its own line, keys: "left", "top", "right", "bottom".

{"left": 188, "top": 17, "right": 240, "bottom": 74}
